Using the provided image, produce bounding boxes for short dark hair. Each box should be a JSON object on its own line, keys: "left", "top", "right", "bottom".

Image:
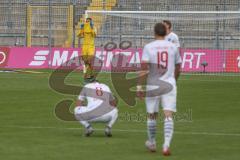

{"left": 86, "top": 17, "right": 92, "bottom": 21}
{"left": 154, "top": 23, "right": 167, "bottom": 37}
{"left": 163, "top": 20, "right": 172, "bottom": 29}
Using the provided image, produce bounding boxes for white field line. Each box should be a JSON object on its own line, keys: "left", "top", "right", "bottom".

{"left": 180, "top": 78, "right": 240, "bottom": 83}
{"left": 0, "top": 75, "right": 240, "bottom": 83}
{"left": 1, "top": 125, "right": 240, "bottom": 137}
{"left": 1, "top": 71, "right": 240, "bottom": 77}
{"left": 181, "top": 73, "right": 240, "bottom": 77}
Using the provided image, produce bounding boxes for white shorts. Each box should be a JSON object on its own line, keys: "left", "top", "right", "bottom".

{"left": 74, "top": 106, "right": 118, "bottom": 122}
{"left": 145, "top": 85, "right": 177, "bottom": 113}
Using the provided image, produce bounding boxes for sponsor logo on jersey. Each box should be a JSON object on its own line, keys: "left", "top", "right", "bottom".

{"left": 96, "top": 87, "right": 103, "bottom": 96}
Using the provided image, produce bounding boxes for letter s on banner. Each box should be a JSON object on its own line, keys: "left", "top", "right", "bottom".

{"left": 29, "top": 50, "right": 49, "bottom": 66}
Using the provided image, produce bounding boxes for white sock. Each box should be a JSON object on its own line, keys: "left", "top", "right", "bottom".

{"left": 163, "top": 117, "right": 174, "bottom": 148}
{"left": 80, "top": 121, "right": 90, "bottom": 128}
{"left": 107, "top": 110, "right": 118, "bottom": 128}
{"left": 147, "top": 119, "right": 157, "bottom": 143}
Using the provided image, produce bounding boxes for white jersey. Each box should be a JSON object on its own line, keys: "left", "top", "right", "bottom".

{"left": 78, "top": 82, "right": 114, "bottom": 111}
{"left": 142, "top": 40, "right": 182, "bottom": 86}
{"left": 165, "top": 32, "right": 180, "bottom": 48}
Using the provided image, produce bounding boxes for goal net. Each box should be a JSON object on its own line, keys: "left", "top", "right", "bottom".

{"left": 86, "top": 10, "right": 240, "bottom": 74}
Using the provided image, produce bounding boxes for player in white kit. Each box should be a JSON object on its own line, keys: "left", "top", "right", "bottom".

{"left": 74, "top": 77, "right": 118, "bottom": 137}
{"left": 163, "top": 20, "right": 180, "bottom": 48}
{"left": 137, "top": 23, "right": 181, "bottom": 156}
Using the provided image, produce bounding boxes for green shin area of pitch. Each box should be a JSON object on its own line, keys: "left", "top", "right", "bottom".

{"left": 0, "top": 71, "right": 240, "bottom": 160}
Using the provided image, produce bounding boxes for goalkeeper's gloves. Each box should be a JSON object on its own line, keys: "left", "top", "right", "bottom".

{"left": 80, "top": 24, "right": 84, "bottom": 29}
{"left": 90, "top": 20, "right": 94, "bottom": 28}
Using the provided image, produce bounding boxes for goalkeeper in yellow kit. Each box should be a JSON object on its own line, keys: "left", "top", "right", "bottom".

{"left": 78, "top": 18, "right": 96, "bottom": 81}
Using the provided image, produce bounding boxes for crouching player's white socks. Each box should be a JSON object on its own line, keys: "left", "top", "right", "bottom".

{"left": 107, "top": 109, "right": 118, "bottom": 128}
{"left": 163, "top": 117, "right": 174, "bottom": 148}
{"left": 105, "top": 109, "right": 118, "bottom": 137}
{"left": 80, "top": 121, "right": 90, "bottom": 128}
{"left": 147, "top": 119, "right": 157, "bottom": 143}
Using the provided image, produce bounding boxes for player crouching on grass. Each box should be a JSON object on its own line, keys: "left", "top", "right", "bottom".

{"left": 74, "top": 76, "right": 118, "bottom": 137}
{"left": 137, "top": 23, "right": 181, "bottom": 156}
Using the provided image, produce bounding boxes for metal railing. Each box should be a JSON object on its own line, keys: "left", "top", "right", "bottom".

{"left": 0, "top": 0, "right": 239, "bottom": 49}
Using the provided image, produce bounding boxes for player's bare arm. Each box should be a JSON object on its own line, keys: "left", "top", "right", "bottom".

{"left": 175, "top": 63, "right": 181, "bottom": 81}
{"left": 137, "top": 61, "right": 149, "bottom": 100}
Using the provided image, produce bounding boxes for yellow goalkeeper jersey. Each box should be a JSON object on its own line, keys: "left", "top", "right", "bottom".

{"left": 78, "top": 23, "right": 96, "bottom": 46}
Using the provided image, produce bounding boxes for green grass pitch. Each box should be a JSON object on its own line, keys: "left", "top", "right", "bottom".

{"left": 0, "top": 70, "right": 240, "bottom": 160}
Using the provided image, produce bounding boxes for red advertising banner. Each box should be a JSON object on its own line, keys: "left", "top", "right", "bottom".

{"left": 225, "top": 50, "right": 240, "bottom": 73}
{"left": 0, "top": 47, "right": 10, "bottom": 68}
